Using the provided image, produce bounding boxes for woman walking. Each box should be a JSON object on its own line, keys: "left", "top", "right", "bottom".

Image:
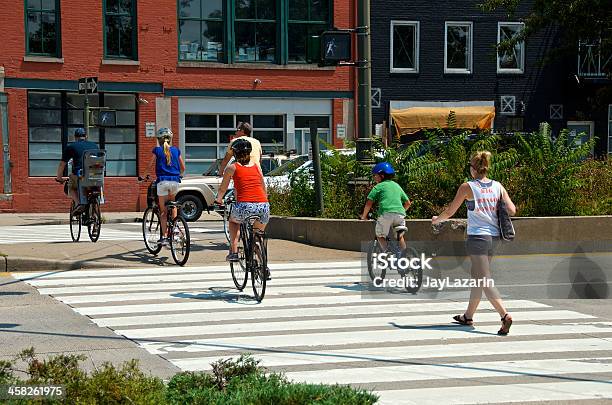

{"left": 432, "top": 151, "right": 516, "bottom": 335}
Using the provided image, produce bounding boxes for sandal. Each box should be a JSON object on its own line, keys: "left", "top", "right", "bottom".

{"left": 498, "top": 313, "right": 513, "bottom": 335}
{"left": 453, "top": 314, "right": 473, "bottom": 326}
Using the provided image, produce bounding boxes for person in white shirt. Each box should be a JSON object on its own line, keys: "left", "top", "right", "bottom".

{"left": 432, "top": 151, "right": 517, "bottom": 335}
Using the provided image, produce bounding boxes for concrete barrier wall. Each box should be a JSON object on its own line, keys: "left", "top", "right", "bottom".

{"left": 267, "top": 216, "right": 612, "bottom": 254}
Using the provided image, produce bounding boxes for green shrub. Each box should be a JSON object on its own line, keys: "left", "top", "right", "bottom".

{"left": 270, "top": 123, "right": 610, "bottom": 219}
{"left": 166, "top": 356, "right": 377, "bottom": 405}
{"left": 2, "top": 350, "right": 376, "bottom": 405}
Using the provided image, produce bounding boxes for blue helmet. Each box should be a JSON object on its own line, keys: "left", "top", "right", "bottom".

{"left": 372, "top": 162, "right": 395, "bottom": 175}
{"left": 74, "top": 128, "right": 86, "bottom": 137}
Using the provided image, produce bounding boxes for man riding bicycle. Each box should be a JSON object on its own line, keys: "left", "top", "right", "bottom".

{"left": 55, "top": 127, "right": 99, "bottom": 213}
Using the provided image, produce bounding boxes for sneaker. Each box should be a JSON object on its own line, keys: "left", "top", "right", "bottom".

{"left": 226, "top": 252, "right": 239, "bottom": 262}
{"left": 265, "top": 267, "right": 271, "bottom": 281}
{"left": 157, "top": 237, "right": 169, "bottom": 247}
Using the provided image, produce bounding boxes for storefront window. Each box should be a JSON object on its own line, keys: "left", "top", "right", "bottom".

{"left": 183, "top": 113, "right": 285, "bottom": 175}
{"left": 27, "top": 91, "right": 137, "bottom": 177}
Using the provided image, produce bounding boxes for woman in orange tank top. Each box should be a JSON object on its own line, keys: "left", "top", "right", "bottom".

{"left": 215, "top": 139, "right": 270, "bottom": 263}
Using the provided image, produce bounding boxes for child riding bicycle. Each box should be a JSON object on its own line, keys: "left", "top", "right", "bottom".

{"left": 360, "top": 162, "right": 411, "bottom": 253}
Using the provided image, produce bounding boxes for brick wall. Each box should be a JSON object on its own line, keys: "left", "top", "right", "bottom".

{"left": 0, "top": 1, "right": 355, "bottom": 212}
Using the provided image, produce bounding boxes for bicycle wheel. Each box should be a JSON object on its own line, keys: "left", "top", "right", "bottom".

{"left": 170, "top": 216, "right": 190, "bottom": 266}
{"left": 251, "top": 236, "right": 267, "bottom": 302}
{"left": 230, "top": 243, "right": 248, "bottom": 291}
{"left": 142, "top": 207, "right": 162, "bottom": 254}
{"left": 87, "top": 200, "right": 101, "bottom": 242}
{"left": 403, "top": 246, "right": 423, "bottom": 294}
{"left": 366, "top": 240, "right": 386, "bottom": 281}
{"left": 223, "top": 203, "right": 233, "bottom": 243}
{"left": 69, "top": 201, "right": 81, "bottom": 242}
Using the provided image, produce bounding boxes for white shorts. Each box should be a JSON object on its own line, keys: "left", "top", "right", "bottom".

{"left": 375, "top": 213, "right": 406, "bottom": 237}
{"left": 156, "top": 181, "right": 179, "bottom": 196}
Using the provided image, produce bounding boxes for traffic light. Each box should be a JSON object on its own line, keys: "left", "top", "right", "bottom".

{"left": 320, "top": 31, "right": 352, "bottom": 64}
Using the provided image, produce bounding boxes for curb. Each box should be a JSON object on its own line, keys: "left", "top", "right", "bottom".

{"left": 3, "top": 256, "right": 145, "bottom": 272}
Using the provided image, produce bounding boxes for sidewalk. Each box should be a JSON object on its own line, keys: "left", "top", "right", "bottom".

{"left": 0, "top": 212, "right": 361, "bottom": 272}
{"left": 0, "top": 211, "right": 221, "bottom": 226}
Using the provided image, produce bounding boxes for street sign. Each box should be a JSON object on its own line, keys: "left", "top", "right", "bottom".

{"left": 320, "top": 31, "right": 352, "bottom": 64}
{"left": 145, "top": 122, "right": 156, "bottom": 137}
{"left": 336, "top": 124, "right": 346, "bottom": 139}
{"left": 78, "top": 77, "right": 98, "bottom": 94}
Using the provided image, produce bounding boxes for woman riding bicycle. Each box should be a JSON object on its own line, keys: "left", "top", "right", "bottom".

{"left": 215, "top": 138, "right": 269, "bottom": 263}
{"left": 432, "top": 151, "right": 517, "bottom": 335}
{"left": 143, "top": 128, "right": 185, "bottom": 246}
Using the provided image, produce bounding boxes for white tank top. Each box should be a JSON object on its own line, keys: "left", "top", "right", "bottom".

{"left": 466, "top": 179, "right": 502, "bottom": 236}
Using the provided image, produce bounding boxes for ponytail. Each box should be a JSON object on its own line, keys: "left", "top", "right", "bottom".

{"left": 470, "top": 151, "right": 492, "bottom": 176}
{"left": 163, "top": 137, "right": 172, "bottom": 165}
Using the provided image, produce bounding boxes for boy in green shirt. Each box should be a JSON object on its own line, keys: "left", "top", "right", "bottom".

{"left": 360, "top": 162, "right": 411, "bottom": 252}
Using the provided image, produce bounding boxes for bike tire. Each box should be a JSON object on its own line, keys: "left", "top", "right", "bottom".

{"left": 70, "top": 201, "right": 81, "bottom": 242}
{"left": 251, "top": 237, "right": 267, "bottom": 302}
{"left": 230, "top": 245, "right": 248, "bottom": 291}
{"left": 170, "top": 216, "right": 190, "bottom": 266}
{"left": 366, "top": 240, "right": 386, "bottom": 281}
{"left": 403, "top": 246, "right": 423, "bottom": 294}
{"left": 223, "top": 203, "right": 232, "bottom": 243}
{"left": 142, "top": 207, "right": 162, "bottom": 254}
{"left": 87, "top": 199, "right": 101, "bottom": 243}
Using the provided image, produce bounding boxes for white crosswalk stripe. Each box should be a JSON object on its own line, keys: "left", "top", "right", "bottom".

{"left": 13, "top": 261, "right": 612, "bottom": 403}
{"left": 0, "top": 224, "right": 224, "bottom": 244}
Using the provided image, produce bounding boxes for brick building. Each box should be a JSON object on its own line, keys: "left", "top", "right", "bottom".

{"left": 0, "top": 0, "right": 355, "bottom": 212}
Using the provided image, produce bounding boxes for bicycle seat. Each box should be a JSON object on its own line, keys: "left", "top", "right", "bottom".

{"left": 394, "top": 225, "right": 408, "bottom": 233}
{"left": 165, "top": 201, "right": 181, "bottom": 207}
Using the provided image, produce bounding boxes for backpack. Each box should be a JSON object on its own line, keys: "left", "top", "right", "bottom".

{"left": 497, "top": 196, "right": 515, "bottom": 241}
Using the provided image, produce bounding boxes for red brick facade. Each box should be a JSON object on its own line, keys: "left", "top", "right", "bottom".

{"left": 0, "top": 1, "right": 355, "bottom": 212}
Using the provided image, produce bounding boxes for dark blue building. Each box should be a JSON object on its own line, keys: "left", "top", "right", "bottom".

{"left": 370, "top": 1, "right": 611, "bottom": 155}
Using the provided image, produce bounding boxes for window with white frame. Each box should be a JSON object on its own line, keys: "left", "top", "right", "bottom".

{"left": 445, "top": 21, "right": 472, "bottom": 73}
{"left": 183, "top": 113, "right": 285, "bottom": 175}
{"left": 390, "top": 21, "right": 419, "bottom": 73}
{"left": 497, "top": 22, "right": 525, "bottom": 73}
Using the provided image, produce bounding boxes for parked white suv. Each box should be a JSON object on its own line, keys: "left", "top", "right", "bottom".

{"left": 176, "top": 153, "right": 295, "bottom": 221}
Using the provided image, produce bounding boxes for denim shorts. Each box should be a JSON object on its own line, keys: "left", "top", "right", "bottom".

{"left": 231, "top": 202, "right": 270, "bottom": 224}
{"left": 466, "top": 235, "right": 500, "bottom": 257}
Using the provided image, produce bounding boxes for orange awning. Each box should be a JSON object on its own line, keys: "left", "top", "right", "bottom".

{"left": 391, "top": 106, "right": 495, "bottom": 135}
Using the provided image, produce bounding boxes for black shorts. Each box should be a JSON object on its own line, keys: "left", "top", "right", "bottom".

{"left": 466, "top": 235, "right": 500, "bottom": 256}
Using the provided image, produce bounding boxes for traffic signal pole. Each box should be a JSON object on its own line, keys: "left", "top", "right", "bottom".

{"left": 356, "top": 0, "right": 373, "bottom": 163}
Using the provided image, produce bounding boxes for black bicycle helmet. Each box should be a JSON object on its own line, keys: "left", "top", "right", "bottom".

{"left": 231, "top": 138, "right": 252, "bottom": 159}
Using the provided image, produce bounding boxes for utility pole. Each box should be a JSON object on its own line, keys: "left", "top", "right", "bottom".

{"left": 310, "top": 121, "right": 324, "bottom": 215}
{"left": 356, "top": 0, "right": 373, "bottom": 164}
{"left": 84, "top": 78, "right": 90, "bottom": 138}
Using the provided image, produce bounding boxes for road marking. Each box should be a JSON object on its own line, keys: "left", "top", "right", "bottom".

{"left": 376, "top": 381, "right": 612, "bottom": 405}
{"left": 15, "top": 261, "right": 612, "bottom": 404}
